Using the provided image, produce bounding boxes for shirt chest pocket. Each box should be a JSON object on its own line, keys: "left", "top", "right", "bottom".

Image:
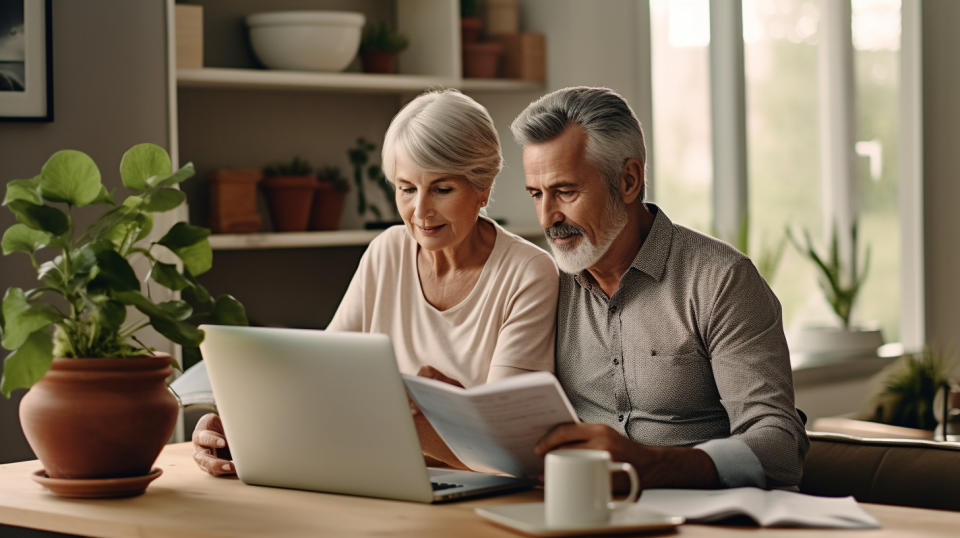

{"left": 625, "top": 354, "right": 719, "bottom": 417}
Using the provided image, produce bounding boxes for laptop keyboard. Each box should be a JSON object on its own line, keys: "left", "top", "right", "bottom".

{"left": 431, "top": 481, "right": 461, "bottom": 491}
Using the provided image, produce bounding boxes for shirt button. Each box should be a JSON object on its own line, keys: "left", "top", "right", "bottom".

{"left": 609, "top": 305, "right": 618, "bottom": 314}
{"left": 618, "top": 415, "right": 624, "bottom": 422}
{"left": 613, "top": 358, "right": 619, "bottom": 365}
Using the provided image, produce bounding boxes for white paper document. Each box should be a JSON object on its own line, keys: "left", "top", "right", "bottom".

{"left": 402, "top": 371, "right": 579, "bottom": 478}
{"left": 169, "top": 361, "right": 215, "bottom": 407}
{"left": 636, "top": 488, "right": 881, "bottom": 528}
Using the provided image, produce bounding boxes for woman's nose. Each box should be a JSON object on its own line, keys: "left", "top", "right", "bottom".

{"left": 413, "top": 192, "right": 432, "bottom": 219}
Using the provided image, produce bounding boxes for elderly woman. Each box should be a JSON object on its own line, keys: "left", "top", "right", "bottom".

{"left": 193, "top": 89, "right": 559, "bottom": 476}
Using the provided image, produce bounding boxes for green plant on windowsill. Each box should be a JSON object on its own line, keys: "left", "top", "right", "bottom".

{"left": 0, "top": 143, "right": 248, "bottom": 397}
{"left": 786, "top": 220, "right": 871, "bottom": 330}
{"left": 348, "top": 137, "right": 397, "bottom": 223}
{"left": 868, "top": 347, "right": 955, "bottom": 431}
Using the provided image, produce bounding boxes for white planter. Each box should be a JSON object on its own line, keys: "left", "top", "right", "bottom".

{"left": 790, "top": 325, "right": 884, "bottom": 361}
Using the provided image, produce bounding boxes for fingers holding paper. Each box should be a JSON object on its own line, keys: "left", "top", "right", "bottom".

{"left": 192, "top": 413, "right": 236, "bottom": 477}
{"left": 416, "top": 365, "right": 465, "bottom": 388}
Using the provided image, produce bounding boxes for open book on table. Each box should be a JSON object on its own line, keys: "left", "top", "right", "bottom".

{"left": 402, "top": 371, "right": 579, "bottom": 479}
{"left": 636, "top": 488, "right": 881, "bottom": 528}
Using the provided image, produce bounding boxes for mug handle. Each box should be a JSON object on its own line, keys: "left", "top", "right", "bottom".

{"left": 607, "top": 461, "right": 640, "bottom": 508}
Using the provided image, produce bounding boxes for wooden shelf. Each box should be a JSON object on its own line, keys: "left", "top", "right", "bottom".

{"left": 177, "top": 68, "right": 543, "bottom": 94}
{"left": 209, "top": 225, "right": 545, "bottom": 250}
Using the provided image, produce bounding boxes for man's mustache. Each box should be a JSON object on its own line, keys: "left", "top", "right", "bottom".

{"left": 545, "top": 223, "right": 585, "bottom": 239}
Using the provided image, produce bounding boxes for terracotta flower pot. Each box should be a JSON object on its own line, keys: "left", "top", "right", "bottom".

{"left": 262, "top": 176, "right": 317, "bottom": 232}
{"left": 208, "top": 168, "right": 263, "bottom": 233}
{"left": 361, "top": 51, "right": 398, "bottom": 74}
{"left": 19, "top": 355, "right": 178, "bottom": 481}
{"left": 463, "top": 42, "right": 503, "bottom": 78}
{"left": 461, "top": 17, "right": 483, "bottom": 45}
{"left": 309, "top": 183, "right": 347, "bottom": 231}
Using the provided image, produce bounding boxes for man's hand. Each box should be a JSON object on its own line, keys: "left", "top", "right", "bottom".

{"left": 192, "top": 413, "right": 236, "bottom": 477}
{"left": 535, "top": 423, "right": 721, "bottom": 490}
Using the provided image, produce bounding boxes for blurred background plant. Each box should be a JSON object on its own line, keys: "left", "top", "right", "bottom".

{"left": 787, "top": 221, "right": 871, "bottom": 329}
{"left": 348, "top": 138, "right": 396, "bottom": 222}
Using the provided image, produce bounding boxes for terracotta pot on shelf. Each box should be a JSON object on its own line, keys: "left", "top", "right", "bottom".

{"left": 461, "top": 17, "right": 483, "bottom": 45}
{"left": 207, "top": 168, "right": 262, "bottom": 234}
{"left": 463, "top": 41, "right": 503, "bottom": 78}
{"left": 361, "top": 51, "right": 398, "bottom": 74}
{"left": 309, "top": 182, "right": 347, "bottom": 231}
{"left": 19, "top": 355, "right": 178, "bottom": 496}
{"left": 261, "top": 176, "right": 316, "bottom": 232}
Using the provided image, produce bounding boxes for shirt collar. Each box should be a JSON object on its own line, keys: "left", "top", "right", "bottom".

{"left": 629, "top": 203, "right": 673, "bottom": 282}
{"left": 572, "top": 203, "right": 674, "bottom": 288}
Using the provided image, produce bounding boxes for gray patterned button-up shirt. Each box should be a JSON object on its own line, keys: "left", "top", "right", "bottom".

{"left": 556, "top": 204, "right": 809, "bottom": 487}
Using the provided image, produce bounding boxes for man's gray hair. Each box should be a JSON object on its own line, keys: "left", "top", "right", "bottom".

{"left": 382, "top": 89, "right": 502, "bottom": 192}
{"left": 510, "top": 87, "right": 646, "bottom": 199}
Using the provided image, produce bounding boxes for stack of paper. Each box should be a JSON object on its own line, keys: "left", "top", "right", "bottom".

{"left": 636, "top": 488, "right": 881, "bottom": 528}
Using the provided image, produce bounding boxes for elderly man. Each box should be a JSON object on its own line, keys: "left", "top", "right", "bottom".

{"left": 511, "top": 87, "right": 808, "bottom": 489}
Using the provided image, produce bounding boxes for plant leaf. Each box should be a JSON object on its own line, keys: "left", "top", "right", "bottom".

{"left": 1, "top": 288, "right": 61, "bottom": 350}
{"left": 39, "top": 150, "right": 103, "bottom": 207}
{"left": 92, "top": 185, "right": 115, "bottom": 205}
{"left": 158, "top": 222, "right": 210, "bottom": 250}
{"left": 2, "top": 177, "right": 42, "bottom": 206}
{"left": 212, "top": 294, "right": 248, "bottom": 326}
{"left": 142, "top": 188, "right": 186, "bottom": 212}
{"left": 158, "top": 300, "right": 192, "bottom": 321}
{"left": 89, "top": 250, "right": 140, "bottom": 292}
{"left": 149, "top": 316, "right": 204, "bottom": 347}
{"left": 149, "top": 261, "right": 189, "bottom": 291}
{"left": 1, "top": 224, "right": 51, "bottom": 255}
{"left": 1, "top": 329, "right": 54, "bottom": 397}
{"left": 99, "top": 300, "right": 127, "bottom": 333}
{"left": 148, "top": 162, "right": 195, "bottom": 188}
{"left": 120, "top": 143, "right": 171, "bottom": 192}
{"left": 175, "top": 239, "right": 212, "bottom": 277}
{"left": 6, "top": 200, "right": 69, "bottom": 236}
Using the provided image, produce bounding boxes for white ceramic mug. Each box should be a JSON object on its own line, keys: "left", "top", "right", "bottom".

{"left": 544, "top": 449, "right": 640, "bottom": 527}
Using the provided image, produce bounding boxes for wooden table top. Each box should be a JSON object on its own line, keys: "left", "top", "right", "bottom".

{"left": 1, "top": 443, "right": 959, "bottom": 537}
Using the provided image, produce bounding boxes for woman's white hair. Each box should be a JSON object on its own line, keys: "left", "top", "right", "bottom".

{"left": 381, "top": 89, "right": 502, "bottom": 192}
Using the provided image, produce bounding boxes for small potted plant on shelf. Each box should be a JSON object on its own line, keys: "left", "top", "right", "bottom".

{"left": 460, "top": 0, "right": 502, "bottom": 78}
{"left": 786, "top": 219, "right": 882, "bottom": 359}
{"left": 1, "top": 143, "right": 247, "bottom": 497}
{"left": 261, "top": 156, "right": 316, "bottom": 232}
{"left": 359, "top": 21, "right": 409, "bottom": 74}
{"left": 348, "top": 137, "right": 398, "bottom": 229}
{"left": 310, "top": 166, "right": 350, "bottom": 231}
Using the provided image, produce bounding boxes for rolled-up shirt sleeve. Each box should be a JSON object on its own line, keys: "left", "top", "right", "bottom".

{"left": 705, "top": 258, "right": 809, "bottom": 488}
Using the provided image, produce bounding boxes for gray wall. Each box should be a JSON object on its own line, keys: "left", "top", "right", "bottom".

{"left": 0, "top": 0, "right": 169, "bottom": 463}
{"left": 922, "top": 1, "right": 960, "bottom": 350}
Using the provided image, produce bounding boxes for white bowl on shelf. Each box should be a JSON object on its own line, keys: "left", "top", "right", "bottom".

{"left": 246, "top": 11, "right": 365, "bottom": 72}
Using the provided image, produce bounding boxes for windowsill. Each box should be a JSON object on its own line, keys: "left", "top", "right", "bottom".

{"left": 791, "top": 345, "right": 902, "bottom": 386}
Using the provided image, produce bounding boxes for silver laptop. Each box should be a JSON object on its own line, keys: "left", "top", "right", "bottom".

{"left": 198, "top": 325, "right": 531, "bottom": 503}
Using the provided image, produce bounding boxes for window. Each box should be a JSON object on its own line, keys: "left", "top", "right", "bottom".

{"left": 649, "top": 0, "right": 905, "bottom": 345}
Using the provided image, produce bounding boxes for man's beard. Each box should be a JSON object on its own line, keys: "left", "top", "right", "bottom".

{"left": 544, "top": 195, "right": 629, "bottom": 274}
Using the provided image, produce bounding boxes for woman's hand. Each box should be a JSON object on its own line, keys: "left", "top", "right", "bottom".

{"left": 192, "top": 413, "right": 236, "bottom": 477}
{"left": 416, "top": 365, "right": 464, "bottom": 388}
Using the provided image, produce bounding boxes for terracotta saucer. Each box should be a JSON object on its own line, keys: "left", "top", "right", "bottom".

{"left": 32, "top": 468, "right": 162, "bottom": 498}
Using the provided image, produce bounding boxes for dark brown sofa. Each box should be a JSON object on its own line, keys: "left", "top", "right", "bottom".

{"left": 800, "top": 431, "right": 960, "bottom": 510}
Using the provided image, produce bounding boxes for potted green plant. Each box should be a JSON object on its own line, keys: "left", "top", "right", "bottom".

{"left": 262, "top": 156, "right": 316, "bottom": 232}
{"left": 786, "top": 220, "right": 882, "bottom": 359}
{"left": 347, "top": 138, "right": 398, "bottom": 228}
{"left": 359, "top": 22, "right": 409, "bottom": 74}
{"left": 1, "top": 143, "right": 247, "bottom": 497}
{"left": 310, "top": 166, "right": 350, "bottom": 231}
{"left": 865, "top": 348, "right": 955, "bottom": 432}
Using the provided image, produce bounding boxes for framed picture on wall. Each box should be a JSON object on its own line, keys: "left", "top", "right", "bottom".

{"left": 0, "top": 0, "right": 52, "bottom": 121}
